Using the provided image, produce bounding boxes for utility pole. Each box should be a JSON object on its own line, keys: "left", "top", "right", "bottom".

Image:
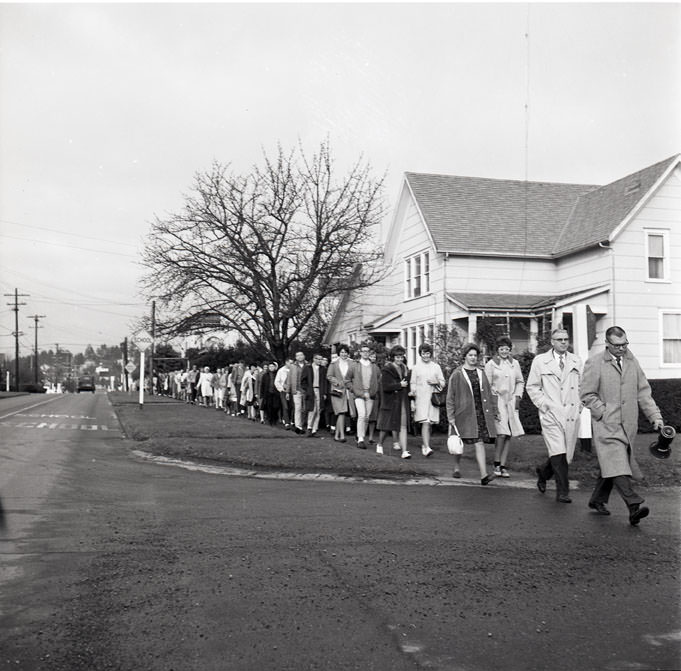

{"left": 122, "top": 337, "right": 129, "bottom": 392}
{"left": 150, "top": 300, "right": 156, "bottom": 395}
{"left": 4, "top": 288, "right": 29, "bottom": 391}
{"left": 27, "top": 314, "right": 46, "bottom": 384}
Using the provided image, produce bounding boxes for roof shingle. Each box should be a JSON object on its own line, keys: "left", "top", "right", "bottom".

{"left": 405, "top": 154, "right": 679, "bottom": 258}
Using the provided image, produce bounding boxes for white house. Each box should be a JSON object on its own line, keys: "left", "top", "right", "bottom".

{"left": 324, "top": 154, "right": 681, "bottom": 378}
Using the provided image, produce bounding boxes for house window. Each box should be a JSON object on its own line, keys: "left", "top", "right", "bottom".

{"left": 661, "top": 311, "right": 681, "bottom": 365}
{"left": 404, "top": 251, "right": 431, "bottom": 299}
{"left": 646, "top": 230, "right": 669, "bottom": 281}
{"left": 410, "top": 326, "right": 417, "bottom": 365}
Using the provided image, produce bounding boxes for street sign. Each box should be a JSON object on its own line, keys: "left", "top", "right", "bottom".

{"left": 132, "top": 330, "right": 152, "bottom": 350}
{"left": 125, "top": 362, "right": 136, "bottom": 374}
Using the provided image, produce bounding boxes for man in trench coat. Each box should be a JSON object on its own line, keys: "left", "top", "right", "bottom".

{"left": 580, "top": 326, "right": 664, "bottom": 525}
{"left": 526, "top": 328, "right": 582, "bottom": 503}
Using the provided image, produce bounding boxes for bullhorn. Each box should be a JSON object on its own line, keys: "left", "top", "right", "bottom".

{"left": 649, "top": 425, "right": 676, "bottom": 459}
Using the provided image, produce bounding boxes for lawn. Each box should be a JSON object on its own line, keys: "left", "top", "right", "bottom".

{"left": 109, "top": 392, "right": 680, "bottom": 487}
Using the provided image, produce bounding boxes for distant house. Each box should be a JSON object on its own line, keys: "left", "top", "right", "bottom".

{"left": 324, "top": 154, "right": 681, "bottom": 379}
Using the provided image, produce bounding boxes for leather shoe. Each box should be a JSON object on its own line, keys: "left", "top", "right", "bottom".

{"left": 588, "top": 501, "right": 611, "bottom": 516}
{"left": 629, "top": 504, "right": 650, "bottom": 526}
{"left": 535, "top": 467, "right": 546, "bottom": 494}
{"left": 556, "top": 494, "right": 572, "bottom": 503}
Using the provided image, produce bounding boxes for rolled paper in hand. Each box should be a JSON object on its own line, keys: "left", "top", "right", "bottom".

{"left": 649, "top": 425, "right": 676, "bottom": 460}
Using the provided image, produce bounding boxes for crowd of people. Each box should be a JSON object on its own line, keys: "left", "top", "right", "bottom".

{"left": 154, "top": 338, "right": 528, "bottom": 483}
{"left": 151, "top": 325, "right": 666, "bottom": 524}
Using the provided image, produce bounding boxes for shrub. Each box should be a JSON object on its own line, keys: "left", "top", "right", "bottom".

{"left": 640, "top": 379, "right": 681, "bottom": 432}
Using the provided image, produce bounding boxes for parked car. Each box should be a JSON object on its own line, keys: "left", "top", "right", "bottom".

{"left": 77, "top": 375, "right": 96, "bottom": 393}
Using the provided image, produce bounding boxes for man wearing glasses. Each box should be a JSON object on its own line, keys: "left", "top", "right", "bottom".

{"left": 580, "top": 326, "right": 664, "bottom": 525}
{"left": 526, "top": 328, "right": 582, "bottom": 503}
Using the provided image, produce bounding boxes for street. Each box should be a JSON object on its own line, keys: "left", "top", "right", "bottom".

{"left": 1, "top": 393, "right": 679, "bottom": 671}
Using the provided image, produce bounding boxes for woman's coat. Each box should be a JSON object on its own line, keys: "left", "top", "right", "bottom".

{"left": 376, "top": 362, "right": 411, "bottom": 433}
{"left": 410, "top": 359, "right": 446, "bottom": 424}
{"left": 484, "top": 357, "right": 525, "bottom": 436}
{"left": 326, "top": 359, "right": 356, "bottom": 417}
{"left": 526, "top": 350, "right": 582, "bottom": 463}
{"left": 580, "top": 348, "right": 662, "bottom": 478}
{"left": 445, "top": 366, "right": 497, "bottom": 440}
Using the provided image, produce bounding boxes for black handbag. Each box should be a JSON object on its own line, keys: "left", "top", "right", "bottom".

{"left": 330, "top": 386, "right": 344, "bottom": 397}
{"left": 431, "top": 389, "right": 447, "bottom": 407}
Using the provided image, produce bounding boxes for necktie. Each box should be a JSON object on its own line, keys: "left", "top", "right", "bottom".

{"left": 615, "top": 356, "right": 622, "bottom": 371}
{"left": 559, "top": 355, "right": 564, "bottom": 371}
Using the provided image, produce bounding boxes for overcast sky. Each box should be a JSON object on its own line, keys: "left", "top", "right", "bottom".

{"left": 1, "top": 2, "right": 679, "bottom": 360}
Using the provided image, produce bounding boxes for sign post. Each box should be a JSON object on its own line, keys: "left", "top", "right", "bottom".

{"left": 131, "top": 330, "right": 152, "bottom": 408}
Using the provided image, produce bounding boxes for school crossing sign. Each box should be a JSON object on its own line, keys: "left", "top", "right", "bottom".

{"left": 131, "top": 330, "right": 152, "bottom": 351}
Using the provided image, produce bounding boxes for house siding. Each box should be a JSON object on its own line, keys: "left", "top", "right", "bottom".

{"left": 608, "top": 174, "right": 681, "bottom": 379}
{"left": 444, "top": 256, "right": 555, "bottom": 295}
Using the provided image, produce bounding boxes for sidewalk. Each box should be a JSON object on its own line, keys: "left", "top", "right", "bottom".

{"left": 109, "top": 392, "right": 680, "bottom": 488}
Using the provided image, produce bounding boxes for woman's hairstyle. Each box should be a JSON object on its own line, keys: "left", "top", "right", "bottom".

{"left": 461, "top": 343, "right": 481, "bottom": 358}
{"left": 418, "top": 343, "right": 433, "bottom": 356}
{"left": 337, "top": 344, "right": 350, "bottom": 355}
{"left": 495, "top": 336, "right": 513, "bottom": 350}
{"left": 389, "top": 344, "right": 406, "bottom": 360}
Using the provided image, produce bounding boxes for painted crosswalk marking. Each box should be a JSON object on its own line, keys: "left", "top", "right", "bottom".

{"left": 0, "top": 421, "right": 119, "bottom": 432}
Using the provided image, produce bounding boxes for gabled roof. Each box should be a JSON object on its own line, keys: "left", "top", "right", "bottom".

{"left": 405, "top": 173, "right": 594, "bottom": 257}
{"left": 553, "top": 155, "right": 679, "bottom": 255}
{"left": 405, "top": 154, "right": 680, "bottom": 259}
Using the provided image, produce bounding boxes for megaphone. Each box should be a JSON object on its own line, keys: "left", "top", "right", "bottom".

{"left": 649, "top": 425, "right": 676, "bottom": 459}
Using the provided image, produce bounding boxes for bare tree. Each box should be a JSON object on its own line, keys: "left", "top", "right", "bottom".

{"left": 141, "top": 141, "right": 387, "bottom": 361}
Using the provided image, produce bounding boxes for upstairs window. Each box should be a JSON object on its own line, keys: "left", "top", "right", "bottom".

{"left": 646, "top": 230, "right": 669, "bottom": 281}
{"left": 404, "top": 251, "right": 431, "bottom": 299}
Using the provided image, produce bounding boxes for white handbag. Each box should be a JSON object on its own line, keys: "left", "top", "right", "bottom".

{"left": 447, "top": 423, "right": 464, "bottom": 455}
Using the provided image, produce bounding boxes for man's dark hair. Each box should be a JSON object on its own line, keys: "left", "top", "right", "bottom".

{"left": 605, "top": 326, "right": 627, "bottom": 340}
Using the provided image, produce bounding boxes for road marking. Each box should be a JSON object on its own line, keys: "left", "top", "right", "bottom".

{"left": 0, "top": 421, "right": 119, "bottom": 432}
{"left": 0, "top": 396, "right": 63, "bottom": 421}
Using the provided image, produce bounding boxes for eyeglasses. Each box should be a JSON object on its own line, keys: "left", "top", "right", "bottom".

{"left": 606, "top": 340, "right": 629, "bottom": 349}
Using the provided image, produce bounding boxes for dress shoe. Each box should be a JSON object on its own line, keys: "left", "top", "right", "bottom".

{"left": 588, "top": 501, "right": 611, "bottom": 515}
{"left": 357, "top": 440, "right": 367, "bottom": 449}
{"left": 629, "top": 504, "right": 650, "bottom": 526}
{"left": 556, "top": 494, "right": 572, "bottom": 503}
{"left": 481, "top": 473, "right": 496, "bottom": 486}
{"left": 535, "top": 467, "right": 547, "bottom": 494}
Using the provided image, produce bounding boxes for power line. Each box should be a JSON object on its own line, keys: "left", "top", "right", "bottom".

{"left": 0, "top": 218, "right": 140, "bottom": 249}
{"left": 0, "top": 232, "right": 139, "bottom": 259}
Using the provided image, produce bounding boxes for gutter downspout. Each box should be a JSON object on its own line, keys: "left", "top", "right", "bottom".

{"left": 598, "top": 241, "right": 615, "bottom": 324}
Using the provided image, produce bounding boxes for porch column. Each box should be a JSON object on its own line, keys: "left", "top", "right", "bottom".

{"left": 529, "top": 318, "right": 538, "bottom": 353}
{"left": 572, "top": 303, "right": 592, "bottom": 440}
{"left": 467, "top": 314, "right": 477, "bottom": 343}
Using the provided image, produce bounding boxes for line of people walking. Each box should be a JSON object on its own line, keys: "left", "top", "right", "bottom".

{"left": 155, "top": 325, "right": 667, "bottom": 525}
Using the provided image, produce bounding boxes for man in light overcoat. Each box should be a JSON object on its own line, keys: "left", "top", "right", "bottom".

{"left": 580, "top": 326, "right": 664, "bottom": 525}
{"left": 526, "top": 328, "right": 582, "bottom": 502}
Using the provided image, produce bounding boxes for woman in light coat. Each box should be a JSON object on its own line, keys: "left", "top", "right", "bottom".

{"left": 410, "top": 343, "right": 445, "bottom": 457}
{"left": 326, "top": 345, "right": 356, "bottom": 442}
{"left": 198, "top": 366, "right": 214, "bottom": 407}
{"left": 484, "top": 336, "right": 525, "bottom": 478}
{"left": 446, "top": 343, "right": 498, "bottom": 485}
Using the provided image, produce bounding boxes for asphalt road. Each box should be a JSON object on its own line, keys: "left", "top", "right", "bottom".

{"left": 1, "top": 393, "right": 679, "bottom": 671}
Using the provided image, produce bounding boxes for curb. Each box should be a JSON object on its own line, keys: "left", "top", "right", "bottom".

{"left": 130, "top": 449, "right": 564, "bottom": 489}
